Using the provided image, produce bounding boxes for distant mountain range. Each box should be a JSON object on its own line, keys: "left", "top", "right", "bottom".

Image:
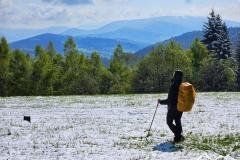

{"left": 0, "top": 27, "right": 68, "bottom": 42}
{"left": 8, "top": 27, "right": 240, "bottom": 59}
{"left": 2, "top": 16, "right": 240, "bottom": 58}
{"left": 136, "top": 27, "right": 240, "bottom": 56}
{"left": 61, "top": 16, "right": 240, "bottom": 44}
{"left": 10, "top": 34, "right": 144, "bottom": 58}
{"left": 2, "top": 16, "right": 240, "bottom": 44}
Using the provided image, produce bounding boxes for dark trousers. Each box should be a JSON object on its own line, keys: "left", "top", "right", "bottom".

{"left": 167, "top": 109, "right": 183, "bottom": 138}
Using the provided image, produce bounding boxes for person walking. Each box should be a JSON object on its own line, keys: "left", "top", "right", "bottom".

{"left": 158, "top": 70, "right": 185, "bottom": 143}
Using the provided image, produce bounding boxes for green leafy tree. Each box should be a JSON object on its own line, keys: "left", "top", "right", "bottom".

{"left": 32, "top": 45, "right": 52, "bottom": 95}
{"left": 89, "top": 51, "right": 106, "bottom": 94}
{"left": 63, "top": 37, "right": 80, "bottom": 94}
{"left": 45, "top": 42, "right": 64, "bottom": 95}
{"left": 133, "top": 42, "right": 192, "bottom": 93}
{"left": 9, "top": 49, "right": 32, "bottom": 95}
{"left": 90, "top": 51, "right": 104, "bottom": 76}
{"left": 46, "top": 41, "right": 56, "bottom": 60}
{"left": 190, "top": 39, "right": 209, "bottom": 71}
{"left": 64, "top": 37, "right": 77, "bottom": 55}
{"left": 109, "top": 44, "right": 132, "bottom": 93}
{"left": 188, "top": 39, "right": 209, "bottom": 89}
{"left": 63, "top": 37, "right": 97, "bottom": 94}
{"left": 78, "top": 55, "right": 100, "bottom": 94}
{"left": 0, "top": 37, "right": 10, "bottom": 96}
{"left": 99, "top": 70, "right": 114, "bottom": 94}
{"left": 109, "top": 44, "right": 125, "bottom": 74}
{"left": 198, "top": 58, "right": 236, "bottom": 91}
{"left": 52, "top": 54, "right": 65, "bottom": 95}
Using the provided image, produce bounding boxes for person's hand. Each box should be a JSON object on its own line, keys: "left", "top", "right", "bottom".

{"left": 158, "top": 99, "right": 161, "bottom": 105}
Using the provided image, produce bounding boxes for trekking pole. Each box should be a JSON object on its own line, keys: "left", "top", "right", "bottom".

{"left": 146, "top": 102, "right": 159, "bottom": 137}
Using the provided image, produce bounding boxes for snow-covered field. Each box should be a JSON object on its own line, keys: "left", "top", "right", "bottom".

{"left": 0, "top": 93, "right": 239, "bottom": 160}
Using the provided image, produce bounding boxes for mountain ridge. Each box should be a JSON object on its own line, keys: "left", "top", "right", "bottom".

{"left": 136, "top": 27, "right": 240, "bottom": 56}
{"left": 2, "top": 16, "right": 240, "bottom": 45}
{"left": 9, "top": 33, "right": 145, "bottom": 58}
{"left": 61, "top": 16, "right": 240, "bottom": 44}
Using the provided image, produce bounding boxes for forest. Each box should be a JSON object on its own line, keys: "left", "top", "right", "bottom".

{"left": 0, "top": 10, "right": 240, "bottom": 96}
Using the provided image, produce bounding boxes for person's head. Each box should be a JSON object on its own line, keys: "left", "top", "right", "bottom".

{"left": 171, "top": 70, "right": 183, "bottom": 83}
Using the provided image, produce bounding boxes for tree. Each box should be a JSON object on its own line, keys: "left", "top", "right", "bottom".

{"left": 32, "top": 45, "right": 52, "bottom": 95}
{"left": 109, "top": 44, "right": 125, "bottom": 74}
{"left": 64, "top": 37, "right": 77, "bottom": 56}
{"left": 202, "top": 10, "right": 232, "bottom": 59}
{"left": 0, "top": 37, "right": 10, "bottom": 96}
{"left": 64, "top": 37, "right": 79, "bottom": 71}
{"left": 63, "top": 37, "right": 80, "bottom": 94}
{"left": 202, "top": 10, "right": 217, "bottom": 54}
{"left": 188, "top": 39, "right": 209, "bottom": 89}
{"left": 190, "top": 39, "right": 209, "bottom": 70}
{"left": 108, "top": 44, "right": 132, "bottom": 93}
{"left": 63, "top": 38, "right": 98, "bottom": 94}
{"left": 90, "top": 51, "right": 105, "bottom": 93}
{"left": 221, "top": 22, "right": 232, "bottom": 58}
{"left": 51, "top": 54, "right": 65, "bottom": 95}
{"left": 9, "top": 49, "right": 32, "bottom": 95}
{"left": 236, "top": 34, "right": 240, "bottom": 90}
{"left": 90, "top": 51, "right": 104, "bottom": 75}
{"left": 133, "top": 42, "right": 193, "bottom": 93}
{"left": 112, "top": 44, "right": 125, "bottom": 64}
{"left": 46, "top": 41, "right": 56, "bottom": 60}
{"left": 45, "top": 42, "right": 64, "bottom": 95}
{"left": 63, "top": 37, "right": 81, "bottom": 94}
{"left": 198, "top": 58, "right": 236, "bottom": 91}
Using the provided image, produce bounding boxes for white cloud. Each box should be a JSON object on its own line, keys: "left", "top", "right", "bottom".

{"left": 0, "top": 0, "right": 12, "bottom": 8}
{"left": 0, "top": 0, "right": 239, "bottom": 29}
{"left": 42, "top": 0, "right": 93, "bottom": 5}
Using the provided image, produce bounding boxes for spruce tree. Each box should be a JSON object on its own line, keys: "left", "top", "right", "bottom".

{"left": 202, "top": 10, "right": 232, "bottom": 59}
{"left": 202, "top": 10, "right": 218, "bottom": 54}
{"left": 221, "top": 22, "right": 232, "bottom": 58}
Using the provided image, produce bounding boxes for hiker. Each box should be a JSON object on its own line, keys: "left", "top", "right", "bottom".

{"left": 158, "top": 70, "right": 184, "bottom": 143}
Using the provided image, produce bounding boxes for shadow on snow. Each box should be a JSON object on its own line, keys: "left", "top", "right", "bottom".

{"left": 153, "top": 142, "right": 182, "bottom": 152}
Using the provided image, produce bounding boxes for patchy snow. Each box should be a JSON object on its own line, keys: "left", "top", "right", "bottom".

{"left": 0, "top": 93, "right": 239, "bottom": 160}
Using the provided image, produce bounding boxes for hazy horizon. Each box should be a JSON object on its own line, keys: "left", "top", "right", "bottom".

{"left": 1, "top": 15, "right": 240, "bottom": 31}
{"left": 0, "top": 0, "right": 240, "bottom": 29}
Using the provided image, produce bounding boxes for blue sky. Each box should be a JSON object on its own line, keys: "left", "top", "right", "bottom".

{"left": 0, "top": 0, "right": 239, "bottom": 29}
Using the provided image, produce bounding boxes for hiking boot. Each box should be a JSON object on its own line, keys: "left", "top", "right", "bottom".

{"left": 180, "top": 135, "right": 185, "bottom": 141}
{"left": 174, "top": 135, "right": 185, "bottom": 143}
{"left": 174, "top": 136, "right": 181, "bottom": 143}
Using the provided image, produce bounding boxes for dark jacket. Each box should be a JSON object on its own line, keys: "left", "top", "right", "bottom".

{"left": 160, "top": 80, "right": 181, "bottom": 111}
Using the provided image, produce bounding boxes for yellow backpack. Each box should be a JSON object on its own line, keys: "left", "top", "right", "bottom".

{"left": 177, "top": 82, "right": 196, "bottom": 112}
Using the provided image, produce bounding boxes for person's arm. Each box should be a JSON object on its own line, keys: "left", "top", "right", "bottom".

{"left": 158, "top": 87, "right": 170, "bottom": 105}
{"left": 158, "top": 83, "right": 177, "bottom": 105}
